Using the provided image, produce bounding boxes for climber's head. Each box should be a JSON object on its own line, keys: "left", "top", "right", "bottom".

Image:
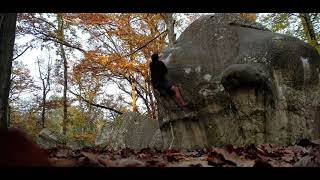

{"left": 151, "top": 53, "right": 159, "bottom": 62}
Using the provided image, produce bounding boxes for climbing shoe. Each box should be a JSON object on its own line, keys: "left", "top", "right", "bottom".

{"left": 183, "top": 101, "right": 194, "bottom": 109}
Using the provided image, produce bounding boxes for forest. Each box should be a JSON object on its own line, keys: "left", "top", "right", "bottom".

{"left": 1, "top": 13, "right": 320, "bottom": 167}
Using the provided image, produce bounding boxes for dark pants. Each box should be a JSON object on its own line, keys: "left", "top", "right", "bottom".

{"left": 155, "top": 79, "right": 174, "bottom": 96}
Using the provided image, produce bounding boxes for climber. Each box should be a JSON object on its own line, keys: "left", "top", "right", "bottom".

{"left": 149, "top": 53, "right": 190, "bottom": 108}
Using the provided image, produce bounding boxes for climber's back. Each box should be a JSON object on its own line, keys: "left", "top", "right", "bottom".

{"left": 149, "top": 53, "right": 168, "bottom": 89}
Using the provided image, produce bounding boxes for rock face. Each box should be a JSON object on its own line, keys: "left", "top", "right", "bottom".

{"left": 37, "top": 128, "right": 93, "bottom": 149}
{"left": 95, "top": 112, "right": 163, "bottom": 150}
{"left": 157, "top": 13, "right": 320, "bottom": 149}
{"left": 37, "top": 128, "right": 67, "bottom": 149}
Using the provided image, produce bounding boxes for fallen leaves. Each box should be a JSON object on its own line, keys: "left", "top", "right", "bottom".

{"left": 294, "top": 147, "right": 320, "bottom": 167}
{"left": 45, "top": 142, "right": 320, "bottom": 167}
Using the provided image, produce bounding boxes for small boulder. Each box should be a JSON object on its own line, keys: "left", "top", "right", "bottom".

{"left": 36, "top": 128, "right": 67, "bottom": 149}
{"left": 95, "top": 112, "right": 163, "bottom": 150}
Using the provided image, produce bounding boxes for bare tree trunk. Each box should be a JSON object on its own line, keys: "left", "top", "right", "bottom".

{"left": 41, "top": 82, "right": 46, "bottom": 128}
{"left": 299, "top": 13, "right": 320, "bottom": 54}
{"left": 149, "top": 88, "right": 156, "bottom": 119}
{"left": 62, "top": 47, "right": 67, "bottom": 134}
{"left": 0, "top": 14, "right": 17, "bottom": 130}
{"left": 7, "top": 105, "right": 11, "bottom": 127}
{"left": 57, "top": 13, "right": 68, "bottom": 135}
{"left": 146, "top": 79, "right": 156, "bottom": 119}
{"left": 161, "top": 13, "right": 176, "bottom": 45}
{"left": 37, "top": 56, "right": 51, "bottom": 128}
{"left": 143, "top": 81, "right": 151, "bottom": 116}
{"left": 131, "top": 74, "right": 137, "bottom": 112}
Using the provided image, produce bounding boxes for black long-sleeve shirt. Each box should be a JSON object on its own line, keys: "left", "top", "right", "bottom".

{"left": 149, "top": 60, "right": 168, "bottom": 88}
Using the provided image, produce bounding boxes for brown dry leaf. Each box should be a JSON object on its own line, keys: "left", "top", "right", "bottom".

{"left": 171, "top": 156, "right": 210, "bottom": 167}
{"left": 207, "top": 156, "right": 225, "bottom": 167}
{"left": 166, "top": 153, "right": 183, "bottom": 162}
{"left": 286, "top": 145, "right": 309, "bottom": 156}
{"left": 207, "top": 150, "right": 236, "bottom": 166}
{"left": 256, "top": 147, "right": 282, "bottom": 158}
{"left": 294, "top": 147, "right": 320, "bottom": 167}
{"left": 49, "top": 158, "right": 78, "bottom": 167}
{"left": 80, "top": 151, "right": 105, "bottom": 167}
{"left": 137, "top": 153, "right": 153, "bottom": 159}
{"left": 268, "top": 160, "right": 293, "bottom": 167}
{"left": 97, "top": 157, "right": 114, "bottom": 167}
{"left": 311, "top": 139, "right": 320, "bottom": 146}
{"left": 113, "top": 158, "right": 146, "bottom": 167}
{"left": 145, "top": 158, "right": 167, "bottom": 167}
{"left": 212, "top": 147, "right": 255, "bottom": 167}
{"left": 119, "top": 148, "right": 136, "bottom": 158}
{"left": 253, "top": 159, "right": 272, "bottom": 167}
{"left": 55, "top": 149, "right": 72, "bottom": 158}
{"left": 258, "top": 144, "right": 278, "bottom": 153}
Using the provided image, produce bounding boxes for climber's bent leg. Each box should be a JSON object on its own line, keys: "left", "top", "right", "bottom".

{"left": 170, "top": 85, "right": 188, "bottom": 107}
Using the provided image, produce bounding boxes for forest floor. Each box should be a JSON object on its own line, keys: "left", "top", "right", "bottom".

{"left": 47, "top": 139, "right": 320, "bottom": 167}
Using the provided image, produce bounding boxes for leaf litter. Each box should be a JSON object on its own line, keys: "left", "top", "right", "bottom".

{"left": 46, "top": 139, "right": 320, "bottom": 167}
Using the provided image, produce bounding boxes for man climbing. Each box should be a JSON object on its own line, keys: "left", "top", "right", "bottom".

{"left": 149, "top": 53, "right": 189, "bottom": 108}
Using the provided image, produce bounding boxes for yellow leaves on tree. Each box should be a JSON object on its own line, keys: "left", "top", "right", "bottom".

{"left": 240, "top": 13, "right": 257, "bottom": 21}
{"left": 71, "top": 13, "right": 167, "bottom": 116}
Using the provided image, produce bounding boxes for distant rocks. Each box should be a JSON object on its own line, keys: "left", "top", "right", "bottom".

{"left": 95, "top": 112, "right": 163, "bottom": 150}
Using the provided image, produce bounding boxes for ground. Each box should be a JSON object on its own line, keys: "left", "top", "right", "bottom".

{"left": 46, "top": 139, "right": 320, "bottom": 167}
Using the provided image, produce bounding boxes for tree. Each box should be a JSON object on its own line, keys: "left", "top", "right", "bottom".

{"left": 9, "top": 61, "right": 34, "bottom": 103}
{"left": 9, "top": 61, "right": 35, "bottom": 127}
{"left": 258, "top": 13, "right": 320, "bottom": 54}
{"left": 299, "top": 13, "right": 320, "bottom": 53}
{"left": 36, "top": 53, "right": 52, "bottom": 128}
{"left": 56, "top": 13, "right": 69, "bottom": 135}
{"left": 17, "top": 13, "right": 89, "bottom": 134}
{"left": 67, "top": 13, "right": 167, "bottom": 118}
{"left": 0, "top": 13, "right": 17, "bottom": 130}
{"left": 161, "top": 13, "right": 176, "bottom": 45}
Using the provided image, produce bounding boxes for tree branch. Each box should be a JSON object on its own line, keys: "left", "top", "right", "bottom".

{"left": 34, "top": 28, "right": 86, "bottom": 53}
{"left": 13, "top": 45, "right": 32, "bottom": 61}
{"left": 68, "top": 90, "right": 123, "bottom": 115}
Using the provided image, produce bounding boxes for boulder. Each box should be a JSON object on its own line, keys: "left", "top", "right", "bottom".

{"left": 36, "top": 128, "right": 67, "bottom": 149}
{"left": 37, "top": 128, "right": 92, "bottom": 150}
{"left": 95, "top": 112, "right": 163, "bottom": 150}
{"left": 157, "top": 13, "right": 320, "bottom": 149}
{"left": 66, "top": 139, "right": 93, "bottom": 150}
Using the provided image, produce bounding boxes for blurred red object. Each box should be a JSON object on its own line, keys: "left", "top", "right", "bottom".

{"left": 0, "top": 128, "right": 50, "bottom": 166}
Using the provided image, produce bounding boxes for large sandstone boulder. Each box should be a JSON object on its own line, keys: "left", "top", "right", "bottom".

{"left": 36, "top": 128, "right": 67, "bottom": 149}
{"left": 95, "top": 112, "right": 163, "bottom": 150}
{"left": 157, "top": 13, "right": 320, "bottom": 149}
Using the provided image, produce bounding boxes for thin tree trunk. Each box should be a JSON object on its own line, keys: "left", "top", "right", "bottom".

{"left": 146, "top": 79, "right": 156, "bottom": 119}
{"left": 0, "top": 14, "right": 17, "bottom": 130}
{"left": 57, "top": 13, "right": 68, "bottom": 135}
{"left": 37, "top": 56, "right": 51, "bottom": 129}
{"left": 127, "top": 42, "right": 137, "bottom": 112}
{"left": 299, "top": 13, "right": 320, "bottom": 54}
{"left": 161, "top": 13, "right": 176, "bottom": 46}
{"left": 143, "top": 80, "right": 151, "bottom": 117}
{"left": 131, "top": 74, "right": 137, "bottom": 112}
{"left": 62, "top": 32, "right": 68, "bottom": 135}
{"left": 41, "top": 82, "right": 46, "bottom": 128}
{"left": 149, "top": 88, "right": 156, "bottom": 119}
{"left": 7, "top": 105, "right": 11, "bottom": 127}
